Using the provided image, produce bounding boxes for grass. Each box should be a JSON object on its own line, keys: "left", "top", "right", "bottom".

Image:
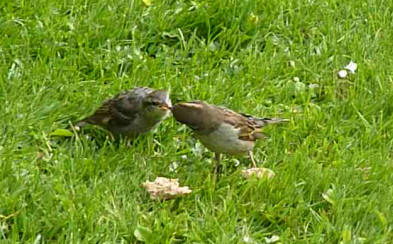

{"left": 1, "top": 0, "right": 393, "bottom": 242}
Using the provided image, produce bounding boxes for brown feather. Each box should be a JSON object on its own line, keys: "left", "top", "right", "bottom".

{"left": 173, "top": 101, "right": 288, "bottom": 142}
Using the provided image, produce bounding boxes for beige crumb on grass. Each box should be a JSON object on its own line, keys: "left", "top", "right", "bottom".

{"left": 142, "top": 177, "right": 192, "bottom": 200}
{"left": 242, "top": 167, "right": 276, "bottom": 180}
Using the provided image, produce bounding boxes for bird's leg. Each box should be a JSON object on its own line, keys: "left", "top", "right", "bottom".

{"left": 214, "top": 152, "right": 221, "bottom": 174}
{"left": 248, "top": 151, "right": 257, "bottom": 168}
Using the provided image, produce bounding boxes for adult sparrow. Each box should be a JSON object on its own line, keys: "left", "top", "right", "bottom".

{"left": 172, "top": 101, "right": 288, "bottom": 170}
{"left": 75, "top": 87, "right": 172, "bottom": 138}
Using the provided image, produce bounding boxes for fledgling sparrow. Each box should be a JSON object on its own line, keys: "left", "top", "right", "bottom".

{"left": 75, "top": 87, "right": 172, "bottom": 138}
{"left": 171, "top": 101, "right": 288, "bottom": 171}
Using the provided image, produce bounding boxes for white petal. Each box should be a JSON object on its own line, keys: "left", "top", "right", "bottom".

{"left": 345, "top": 61, "right": 357, "bottom": 74}
{"left": 338, "top": 70, "right": 348, "bottom": 78}
{"left": 168, "top": 162, "right": 179, "bottom": 172}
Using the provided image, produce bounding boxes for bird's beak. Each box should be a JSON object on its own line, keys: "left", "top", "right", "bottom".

{"left": 159, "top": 104, "right": 171, "bottom": 110}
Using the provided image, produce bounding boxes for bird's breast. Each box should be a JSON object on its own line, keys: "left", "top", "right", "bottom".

{"left": 195, "top": 123, "right": 255, "bottom": 155}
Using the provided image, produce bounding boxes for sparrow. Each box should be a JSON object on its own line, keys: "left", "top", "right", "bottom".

{"left": 171, "top": 101, "right": 288, "bottom": 170}
{"left": 75, "top": 87, "right": 172, "bottom": 138}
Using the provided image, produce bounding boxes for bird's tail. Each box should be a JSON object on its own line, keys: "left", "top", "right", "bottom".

{"left": 261, "top": 118, "right": 290, "bottom": 125}
{"left": 250, "top": 117, "right": 289, "bottom": 127}
{"left": 240, "top": 112, "right": 290, "bottom": 127}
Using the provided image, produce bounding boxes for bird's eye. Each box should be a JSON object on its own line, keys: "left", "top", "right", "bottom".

{"left": 150, "top": 101, "right": 160, "bottom": 106}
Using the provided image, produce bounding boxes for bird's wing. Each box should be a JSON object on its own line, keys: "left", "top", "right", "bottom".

{"left": 214, "top": 106, "right": 261, "bottom": 141}
{"left": 81, "top": 98, "right": 131, "bottom": 127}
{"left": 216, "top": 106, "right": 288, "bottom": 141}
{"left": 79, "top": 88, "right": 151, "bottom": 127}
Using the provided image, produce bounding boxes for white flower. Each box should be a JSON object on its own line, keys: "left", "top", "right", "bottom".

{"left": 337, "top": 70, "right": 348, "bottom": 79}
{"left": 168, "top": 162, "right": 179, "bottom": 172}
{"left": 345, "top": 61, "right": 357, "bottom": 74}
{"left": 180, "top": 155, "right": 188, "bottom": 160}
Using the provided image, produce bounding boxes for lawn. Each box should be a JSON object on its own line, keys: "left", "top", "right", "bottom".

{"left": 1, "top": 0, "right": 393, "bottom": 243}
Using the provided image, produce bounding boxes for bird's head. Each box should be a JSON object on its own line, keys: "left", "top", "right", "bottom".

{"left": 171, "top": 101, "right": 206, "bottom": 130}
{"left": 142, "top": 90, "right": 172, "bottom": 119}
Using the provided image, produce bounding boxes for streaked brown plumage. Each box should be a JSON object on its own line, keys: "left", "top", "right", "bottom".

{"left": 75, "top": 87, "right": 172, "bottom": 138}
{"left": 172, "top": 101, "right": 288, "bottom": 170}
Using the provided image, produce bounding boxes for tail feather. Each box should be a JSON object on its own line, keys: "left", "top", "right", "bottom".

{"left": 261, "top": 118, "right": 290, "bottom": 124}
{"left": 240, "top": 112, "right": 289, "bottom": 125}
{"left": 250, "top": 117, "right": 289, "bottom": 127}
